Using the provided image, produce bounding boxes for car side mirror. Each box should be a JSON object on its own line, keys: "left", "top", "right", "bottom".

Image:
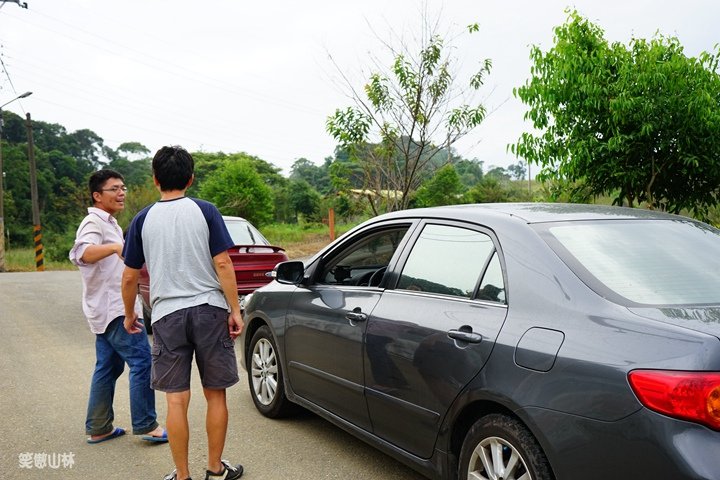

{"left": 274, "top": 261, "right": 305, "bottom": 285}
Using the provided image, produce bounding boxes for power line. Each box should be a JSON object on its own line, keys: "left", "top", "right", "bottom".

{"left": 2, "top": 8, "right": 326, "bottom": 116}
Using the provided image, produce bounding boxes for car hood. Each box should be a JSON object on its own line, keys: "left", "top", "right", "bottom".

{"left": 627, "top": 306, "right": 720, "bottom": 340}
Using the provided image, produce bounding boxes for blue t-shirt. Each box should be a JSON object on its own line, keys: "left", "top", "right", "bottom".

{"left": 124, "top": 197, "right": 234, "bottom": 324}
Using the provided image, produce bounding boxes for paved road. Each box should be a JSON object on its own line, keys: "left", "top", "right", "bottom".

{"left": 0, "top": 271, "right": 421, "bottom": 480}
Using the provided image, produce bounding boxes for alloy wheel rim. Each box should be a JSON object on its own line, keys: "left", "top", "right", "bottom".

{"left": 468, "top": 436, "right": 531, "bottom": 480}
{"left": 250, "top": 338, "right": 278, "bottom": 405}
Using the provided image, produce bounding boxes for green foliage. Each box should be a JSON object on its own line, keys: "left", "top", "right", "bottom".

{"left": 116, "top": 179, "right": 159, "bottom": 229}
{"left": 199, "top": 159, "right": 274, "bottom": 226}
{"left": 0, "top": 110, "right": 137, "bottom": 248}
{"left": 465, "top": 176, "right": 533, "bottom": 204}
{"left": 5, "top": 247, "right": 73, "bottom": 272}
{"left": 189, "top": 151, "right": 286, "bottom": 197}
{"left": 513, "top": 10, "right": 720, "bottom": 218}
{"left": 326, "top": 14, "right": 492, "bottom": 213}
{"left": 1, "top": 105, "right": 302, "bottom": 250}
{"left": 107, "top": 157, "right": 152, "bottom": 188}
{"left": 413, "top": 164, "right": 465, "bottom": 207}
{"left": 271, "top": 185, "right": 293, "bottom": 224}
{"left": 262, "top": 221, "right": 361, "bottom": 245}
{"left": 43, "top": 225, "right": 78, "bottom": 263}
{"left": 455, "top": 159, "right": 484, "bottom": 187}
{"left": 506, "top": 162, "right": 527, "bottom": 181}
{"left": 116, "top": 142, "right": 150, "bottom": 158}
{"left": 288, "top": 179, "right": 322, "bottom": 222}
{"left": 485, "top": 166, "right": 511, "bottom": 181}
{"left": 290, "top": 157, "right": 332, "bottom": 195}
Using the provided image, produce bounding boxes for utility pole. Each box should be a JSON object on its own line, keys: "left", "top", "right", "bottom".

{"left": 0, "top": 91, "right": 33, "bottom": 272}
{"left": 25, "top": 112, "right": 44, "bottom": 271}
{"left": 0, "top": 109, "right": 5, "bottom": 272}
{"left": 528, "top": 162, "right": 531, "bottom": 195}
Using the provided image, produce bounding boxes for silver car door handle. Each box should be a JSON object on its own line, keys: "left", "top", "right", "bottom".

{"left": 448, "top": 330, "right": 483, "bottom": 343}
{"left": 346, "top": 311, "right": 368, "bottom": 322}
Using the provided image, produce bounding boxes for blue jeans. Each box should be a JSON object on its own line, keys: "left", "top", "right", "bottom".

{"left": 86, "top": 316, "right": 159, "bottom": 436}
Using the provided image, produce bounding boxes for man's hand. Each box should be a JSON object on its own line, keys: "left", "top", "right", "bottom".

{"left": 228, "top": 311, "right": 244, "bottom": 340}
{"left": 124, "top": 312, "right": 144, "bottom": 334}
{"left": 114, "top": 243, "right": 124, "bottom": 260}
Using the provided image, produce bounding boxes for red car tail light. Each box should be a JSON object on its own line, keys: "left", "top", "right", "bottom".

{"left": 628, "top": 370, "right": 720, "bottom": 430}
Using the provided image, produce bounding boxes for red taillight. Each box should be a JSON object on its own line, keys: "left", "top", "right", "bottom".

{"left": 628, "top": 370, "right": 720, "bottom": 430}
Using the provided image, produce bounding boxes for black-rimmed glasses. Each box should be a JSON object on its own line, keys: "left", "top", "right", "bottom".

{"left": 100, "top": 186, "right": 128, "bottom": 193}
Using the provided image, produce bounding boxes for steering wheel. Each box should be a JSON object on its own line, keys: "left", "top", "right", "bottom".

{"left": 353, "top": 269, "right": 376, "bottom": 286}
{"left": 368, "top": 266, "right": 387, "bottom": 287}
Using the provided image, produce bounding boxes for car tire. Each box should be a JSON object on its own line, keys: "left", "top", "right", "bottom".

{"left": 459, "top": 414, "right": 553, "bottom": 480}
{"left": 247, "top": 325, "right": 295, "bottom": 418}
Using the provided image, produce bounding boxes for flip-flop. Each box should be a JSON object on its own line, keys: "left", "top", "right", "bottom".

{"left": 87, "top": 427, "right": 125, "bottom": 444}
{"left": 141, "top": 429, "right": 168, "bottom": 443}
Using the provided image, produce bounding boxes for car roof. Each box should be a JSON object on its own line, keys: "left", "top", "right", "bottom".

{"left": 222, "top": 215, "right": 249, "bottom": 222}
{"left": 375, "top": 203, "right": 690, "bottom": 225}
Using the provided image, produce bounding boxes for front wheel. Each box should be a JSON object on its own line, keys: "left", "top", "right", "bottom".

{"left": 459, "top": 414, "right": 553, "bottom": 480}
{"left": 247, "top": 325, "right": 294, "bottom": 418}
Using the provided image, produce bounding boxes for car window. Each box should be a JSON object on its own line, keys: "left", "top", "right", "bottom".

{"left": 477, "top": 252, "right": 506, "bottom": 304}
{"left": 318, "top": 227, "right": 409, "bottom": 286}
{"left": 398, "top": 224, "right": 495, "bottom": 299}
{"left": 225, "top": 220, "right": 269, "bottom": 246}
{"left": 544, "top": 219, "right": 720, "bottom": 305}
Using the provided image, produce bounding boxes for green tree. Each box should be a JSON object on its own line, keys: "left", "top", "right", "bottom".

{"left": 513, "top": 10, "right": 720, "bottom": 217}
{"left": 413, "top": 164, "right": 464, "bottom": 207}
{"left": 455, "top": 158, "right": 484, "bottom": 188}
{"left": 107, "top": 157, "right": 152, "bottom": 187}
{"left": 464, "top": 176, "right": 532, "bottom": 204}
{"left": 326, "top": 17, "right": 492, "bottom": 214}
{"left": 290, "top": 157, "right": 331, "bottom": 195}
{"left": 272, "top": 185, "right": 293, "bottom": 224}
{"left": 116, "top": 142, "right": 150, "bottom": 159}
{"left": 199, "top": 159, "right": 274, "bottom": 226}
{"left": 190, "top": 151, "right": 286, "bottom": 197}
{"left": 116, "top": 179, "right": 159, "bottom": 229}
{"left": 105, "top": 142, "right": 152, "bottom": 187}
{"left": 506, "top": 161, "right": 527, "bottom": 181}
{"left": 66, "top": 128, "right": 106, "bottom": 167}
{"left": 287, "top": 179, "right": 322, "bottom": 222}
{"left": 2, "top": 142, "right": 32, "bottom": 246}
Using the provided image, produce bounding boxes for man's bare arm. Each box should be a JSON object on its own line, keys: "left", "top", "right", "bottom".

{"left": 213, "top": 250, "right": 244, "bottom": 339}
{"left": 81, "top": 243, "right": 123, "bottom": 264}
{"left": 121, "top": 266, "right": 143, "bottom": 334}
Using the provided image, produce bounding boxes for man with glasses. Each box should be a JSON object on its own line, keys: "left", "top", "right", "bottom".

{"left": 69, "top": 169, "right": 167, "bottom": 445}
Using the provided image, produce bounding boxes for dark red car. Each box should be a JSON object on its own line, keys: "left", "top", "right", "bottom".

{"left": 137, "top": 216, "right": 287, "bottom": 332}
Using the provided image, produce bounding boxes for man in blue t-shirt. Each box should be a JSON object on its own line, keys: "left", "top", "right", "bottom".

{"left": 121, "top": 146, "right": 244, "bottom": 480}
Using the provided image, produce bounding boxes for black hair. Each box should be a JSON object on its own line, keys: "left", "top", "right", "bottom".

{"left": 88, "top": 169, "right": 124, "bottom": 203}
{"left": 152, "top": 146, "right": 194, "bottom": 191}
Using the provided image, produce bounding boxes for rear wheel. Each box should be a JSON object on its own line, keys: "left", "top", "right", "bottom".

{"left": 459, "top": 414, "right": 553, "bottom": 480}
{"left": 247, "top": 325, "right": 294, "bottom": 418}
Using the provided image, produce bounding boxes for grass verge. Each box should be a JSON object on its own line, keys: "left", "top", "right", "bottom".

{"left": 4, "top": 248, "right": 75, "bottom": 272}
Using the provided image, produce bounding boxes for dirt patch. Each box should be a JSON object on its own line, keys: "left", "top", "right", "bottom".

{"left": 283, "top": 238, "right": 331, "bottom": 260}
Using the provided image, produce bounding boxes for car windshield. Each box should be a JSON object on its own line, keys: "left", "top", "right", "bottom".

{"left": 225, "top": 220, "right": 269, "bottom": 246}
{"left": 542, "top": 219, "right": 720, "bottom": 306}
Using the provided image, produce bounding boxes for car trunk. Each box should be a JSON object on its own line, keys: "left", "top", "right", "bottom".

{"left": 627, "top": 306, "right": 720, "bottom": 340}
{"left": 229, "top": 245, "right": 287, "bottom": 295}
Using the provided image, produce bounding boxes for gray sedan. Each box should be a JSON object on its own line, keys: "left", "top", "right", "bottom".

{"left": 239, "top": 203, "right": 720, "bottom": 480}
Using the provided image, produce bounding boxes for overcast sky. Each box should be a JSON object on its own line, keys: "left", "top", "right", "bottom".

{"left": 1, "top": 0, "right": 718, "bottom": 176}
